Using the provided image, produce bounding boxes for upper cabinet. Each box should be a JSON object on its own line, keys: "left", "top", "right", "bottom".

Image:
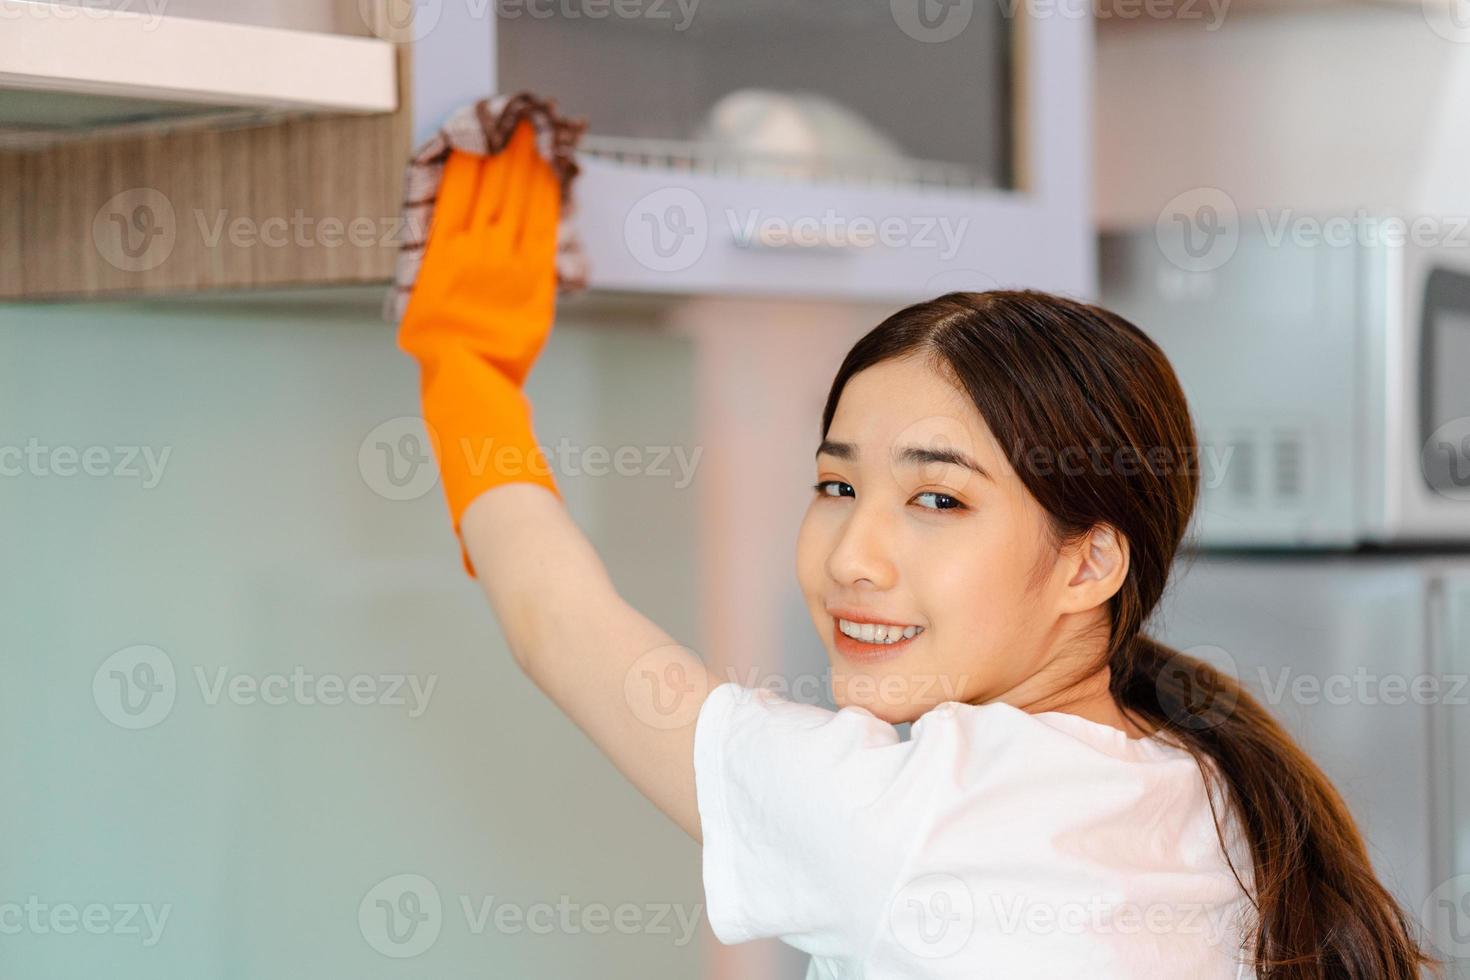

{"left": 0, "top": 0, "right": 396, "bottom": 146}
{"left": 0, "top": 1, "right": 1093, "bottom": 303}
{"left": 0, "top": 0, "right": 410, "bottom": 299}
{"left": 495, "top": 1, "right": 1094, "bottom": 301}
{"left": 498, "top": 1, "right": 1014, "bottom": 188}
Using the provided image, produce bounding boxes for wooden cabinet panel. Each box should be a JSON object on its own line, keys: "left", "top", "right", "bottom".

{"left": 1, "top": 48, "right": 411, "bottom": 299}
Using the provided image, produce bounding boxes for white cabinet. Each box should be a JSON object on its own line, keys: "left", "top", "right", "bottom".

{"left": 0, "top": 0, "right": 396, "bottom": 147}
{"left": 496, "top": 2, "right": 1096, "bottom": 301}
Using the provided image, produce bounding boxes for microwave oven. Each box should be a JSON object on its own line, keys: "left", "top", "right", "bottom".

{"left": 1099, "top": 223, "right": 1470, "bottom": 548}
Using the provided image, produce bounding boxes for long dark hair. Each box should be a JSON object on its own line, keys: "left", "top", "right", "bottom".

{"left": 819, "top": 289, "right": 1437, "bottom": 979}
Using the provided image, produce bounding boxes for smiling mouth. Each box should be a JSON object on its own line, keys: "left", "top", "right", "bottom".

{"left": 836, "top": 618, "right": 924, "bottom": 644}
{"left": 831, "top": 617, "right": 924, "bottom": 664}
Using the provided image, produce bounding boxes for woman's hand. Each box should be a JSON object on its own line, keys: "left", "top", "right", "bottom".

{"left": 396, "top": 119, "right": 564, "bottom": 569}
{"left": 398, "top": 119, "right": 561, "bottom": 389}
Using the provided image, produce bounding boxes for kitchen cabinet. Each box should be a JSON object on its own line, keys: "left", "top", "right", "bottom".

{"left": 1, "top": 0, "right": 395, "bottom": 139}
{"left": 2, "top": 1, "right": 1094, "bottom": 302}
{"left": 0, "top": 0, "right": 410, "bottom": 298}
{"left": 498, "top": 0, "right": 1094, "bottom": 300}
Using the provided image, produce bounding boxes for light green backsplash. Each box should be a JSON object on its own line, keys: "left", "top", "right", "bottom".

{"left": 0, "top": 288, "right": 707, "bottom": 979}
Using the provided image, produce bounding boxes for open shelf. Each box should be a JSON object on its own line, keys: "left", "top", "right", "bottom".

{"left": 0, "top": 0, "right": 396, "bottom": 149}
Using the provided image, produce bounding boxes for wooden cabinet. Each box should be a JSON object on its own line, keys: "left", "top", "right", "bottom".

{"left": 0, "top": 0, "right": 410, "bottom": 299}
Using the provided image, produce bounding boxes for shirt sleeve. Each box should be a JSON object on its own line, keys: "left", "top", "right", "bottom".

{"left": 693, "top": 680, "right": 939, "bottom": 960}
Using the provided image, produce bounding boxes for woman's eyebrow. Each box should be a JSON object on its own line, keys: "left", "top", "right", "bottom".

{"left": 815, "top": 440, "right": 992, "bottom": 481}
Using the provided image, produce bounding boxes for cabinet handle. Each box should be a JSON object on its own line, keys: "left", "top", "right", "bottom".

{"left": 726, "top": 227, "right": 860, "bottom": 253}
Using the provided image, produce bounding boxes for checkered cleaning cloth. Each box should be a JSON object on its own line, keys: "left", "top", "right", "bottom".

{"left": 384, "top": 92, "right": 590, "bottom": 324}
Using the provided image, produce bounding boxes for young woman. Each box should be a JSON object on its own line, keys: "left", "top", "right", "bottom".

{"left": 397, "top": 123, "right": 1438, "bottom": 978}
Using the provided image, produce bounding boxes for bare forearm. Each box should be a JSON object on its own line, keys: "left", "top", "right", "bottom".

{"left": 460, "top": 482, "right": 615, "bottom": 666}
{"left": 459, "top": 482, "right": 713, "bottom": 841}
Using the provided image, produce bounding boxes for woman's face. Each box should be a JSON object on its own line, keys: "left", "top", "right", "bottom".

{"left": 796, "top": 354, "right": 1089, "bottom": 725}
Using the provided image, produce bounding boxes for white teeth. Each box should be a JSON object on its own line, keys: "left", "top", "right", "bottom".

{"left": 838, "top": 619, "right": 923, "bottom": 644}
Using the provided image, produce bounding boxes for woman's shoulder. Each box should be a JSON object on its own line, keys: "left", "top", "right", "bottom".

{"left": 911, "top": 696, "right": 1194, "bottom": 766}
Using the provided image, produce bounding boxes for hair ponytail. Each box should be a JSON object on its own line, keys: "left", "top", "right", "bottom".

{"left": 821, "top": 289, "right": 1439, "bottom": 979}
{"left": 1116, "top": 636, "right": 1436, "bottom": 979}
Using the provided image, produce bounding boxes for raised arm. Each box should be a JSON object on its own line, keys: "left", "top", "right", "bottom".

{"left": 396, "top": 120, "right": 716, "bottom": 843}
{"left": 462, "top": 483, "right": 716, "bottom": 842}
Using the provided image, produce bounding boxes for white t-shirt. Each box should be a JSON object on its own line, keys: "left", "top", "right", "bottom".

{"left": 693, "top": 680, "right": 1258, "bottom": 979}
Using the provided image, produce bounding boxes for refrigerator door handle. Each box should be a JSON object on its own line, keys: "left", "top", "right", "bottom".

{"left": 1427, "top": 573, "right": 1470, "bottom": 974}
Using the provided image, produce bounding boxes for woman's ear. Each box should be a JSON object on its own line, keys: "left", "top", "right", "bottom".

{"left": 1062, "top": 524, "right": 1129, "bottom": 610}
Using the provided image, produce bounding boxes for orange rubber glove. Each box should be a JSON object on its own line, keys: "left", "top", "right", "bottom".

{"left": 397, "top": 120, "right": 564, "bottom": 576}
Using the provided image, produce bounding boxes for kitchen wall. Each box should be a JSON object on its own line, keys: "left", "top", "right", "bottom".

{"left": 0, "top": 287, "right": 708, "bottom": 978}
{"left": 1095, "top": 4, "right": 1470, "bottom": 226}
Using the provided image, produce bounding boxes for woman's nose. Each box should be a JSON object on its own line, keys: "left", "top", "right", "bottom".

{"left": 825, "top": 502, "right": 897, "bottom": 591}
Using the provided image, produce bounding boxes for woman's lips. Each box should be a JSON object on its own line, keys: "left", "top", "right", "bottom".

{"left": 832, "top": 617, "right": 921, "bottom": 664}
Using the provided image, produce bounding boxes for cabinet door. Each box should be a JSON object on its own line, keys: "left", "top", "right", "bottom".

{"left": 496, "top": 3, "right": 1094, "bottom": 301}
{"left": 0, "top": 0, "right": 409, "bottom": 300}
{"left": 14, "top": 0, "right": 377, "bottom": 34}
{"left": 499, "top": 1, "right": 1015, "bottom": 188}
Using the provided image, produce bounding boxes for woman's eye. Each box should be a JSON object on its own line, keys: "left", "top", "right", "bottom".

{"left": 914, "top": 491, "right": 965, "bottom": 512}
{"left": 812, "top": 480, "right": 853, "bottom": 498}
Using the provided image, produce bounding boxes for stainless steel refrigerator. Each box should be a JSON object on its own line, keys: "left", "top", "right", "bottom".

{"left": 1154, "top": 552, "right": 1470, "bottom": 975}
{"left": 1101, "top": 222, "right": 1470, "bottom": 975}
